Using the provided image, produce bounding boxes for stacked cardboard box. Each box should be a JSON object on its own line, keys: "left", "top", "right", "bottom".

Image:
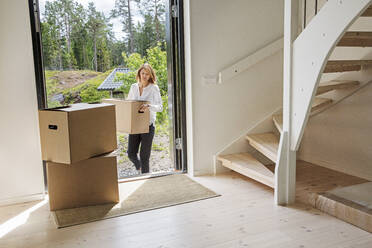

{"left": 38, "top": 103, "right": 119, "bottom": 211}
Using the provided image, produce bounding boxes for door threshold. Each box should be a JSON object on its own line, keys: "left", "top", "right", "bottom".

{"left": 118, "top": 170, "right": 184, "bottom": 184}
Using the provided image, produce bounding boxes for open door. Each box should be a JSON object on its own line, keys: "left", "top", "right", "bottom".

{"left": 29, "top": 0, "right": 187, "bottom": 182}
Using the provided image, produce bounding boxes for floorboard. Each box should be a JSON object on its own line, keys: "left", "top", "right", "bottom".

{"left": 0, "top": 167, "right": 371, "bottom": 248}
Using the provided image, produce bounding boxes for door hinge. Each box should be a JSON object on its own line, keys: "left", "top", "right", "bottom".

{"left": 175, "top": 138, "right": 183, "bottom": 150}
{"left": 171, "top": 4, "right": 178, "bottom": 18}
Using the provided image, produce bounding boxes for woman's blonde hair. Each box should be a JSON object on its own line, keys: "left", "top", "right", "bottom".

{"left": 136, "top": 63, "right": 157, "bottom": 84}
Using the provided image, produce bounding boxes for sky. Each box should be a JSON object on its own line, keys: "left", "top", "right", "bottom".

{"left": 38, "top": 0, "right": 143, "bottom": 40}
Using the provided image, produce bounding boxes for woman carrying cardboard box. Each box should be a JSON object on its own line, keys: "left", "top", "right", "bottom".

{"left": 126, "top": 64, "right": 163, "bottom": 174}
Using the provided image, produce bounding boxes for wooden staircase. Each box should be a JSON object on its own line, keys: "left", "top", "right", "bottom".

{"left": 217, "top": 5, "right": 369, "bottom": 190}
{"left": 324, "top": 30, "right": 372, "bottom": 72}
{"left": 362, "top": 6, "right": 372, "bottom": 17}
{"left": 218, "top": 153, "right": 275, "bottom": 188}
{"left": 338, "top": 32, "right": 372, "bottom": 47}
{"left": 316, "top": 80, "right": 360, "bottom": 95}
{"left": 217, "top": 80, "right": 359, "bottom": 189}
{"left": 246, "top": 132, "right": 278, "bottom": 162}
{"left": 324, "top": 60, "right": 372, "bottom": 73}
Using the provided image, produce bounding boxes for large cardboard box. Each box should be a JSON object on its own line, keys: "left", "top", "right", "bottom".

{"left": 47, "top": 154, "right": 119, "bottom": 211}
{"left": 102, "top": 99, "right": 150, "bottom": 134}
{"left": 39, "top": 103, "right": 117, "bottom": 164}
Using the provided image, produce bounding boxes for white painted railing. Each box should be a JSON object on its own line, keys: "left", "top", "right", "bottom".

{"left": 290, "top": 0, "right": 372, "bottom": 150}
{"left": 218, "top": 37, "right": 283, "bottom": 84}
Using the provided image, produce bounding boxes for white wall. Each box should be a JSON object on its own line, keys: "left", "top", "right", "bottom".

{"left": 299, "top": 82, "right": 372, "bottom": 181}
{"left": 185, "top": 0, "right": 284, "bottom": 175}
{"left": 0, "top": 0, "right": 44, "bottom": 204}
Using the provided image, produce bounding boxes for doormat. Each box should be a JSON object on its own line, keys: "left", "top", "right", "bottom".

{"left": 52, "top": 174, "right": 220, "bottom": 228}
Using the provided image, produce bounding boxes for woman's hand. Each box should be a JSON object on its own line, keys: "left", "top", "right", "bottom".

{"left": 139, "top": 104, "right": 150, "bottom": 112}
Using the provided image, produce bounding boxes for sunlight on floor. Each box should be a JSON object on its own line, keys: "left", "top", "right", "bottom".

{"left": 0, "top": 196, "right": 48, "bottom": 238}
{"left": 112, "top": 179, "right": 147, "bottom": 210}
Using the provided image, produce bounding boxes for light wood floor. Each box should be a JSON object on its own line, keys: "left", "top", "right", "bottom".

{"left": 295, "top": 160, "right": 368, "bottom": 205}
{"left": 0, "top": 171, "right": 371, "bottom": 248}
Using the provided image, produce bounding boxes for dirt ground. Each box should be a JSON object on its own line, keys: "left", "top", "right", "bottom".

{"left": 51, "top": 71, "right": 99, "bottom": 89}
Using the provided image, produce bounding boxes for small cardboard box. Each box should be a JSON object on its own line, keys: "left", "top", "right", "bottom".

{"left": 102, "top": 99, "right": 150, "bottom": 134}
{"left": 39, "top": 103, "right": 117, "bottom": 164}
{"left": 47, "top": 154, "right": 119, "bottom": 211}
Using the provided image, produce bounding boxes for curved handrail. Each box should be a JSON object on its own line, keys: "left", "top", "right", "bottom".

{"left": 218, "top": 37, "right": 283, "bottom": 84}
{"left": 290, "top": 0, "right": 372, "bottom": 150}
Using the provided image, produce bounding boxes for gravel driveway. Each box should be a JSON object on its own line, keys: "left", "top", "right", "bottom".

{"left": 113, "top": 131, "right": 174, "bottom": 179}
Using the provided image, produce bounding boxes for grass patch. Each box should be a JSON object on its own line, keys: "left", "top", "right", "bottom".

{"left": 155, "top": 119, "right": 170, "bottom": 136}
{"left": 63, "top": 70, "right": 111, "bottom": 104}
{"left": 44, "top": 69, "right": 112, "bottom": 107}
{"left": 153, "top": 143, "right": 166, "bottom": 151}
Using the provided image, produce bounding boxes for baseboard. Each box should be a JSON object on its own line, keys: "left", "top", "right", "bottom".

{"left": 193, "top": 169, "right": 214, "bottom": 177}
{"left": 0, "top": 193, "right": 45, "bottom": 207}
{"left": 213, "top": 155, "right": 230, "bottom": 175}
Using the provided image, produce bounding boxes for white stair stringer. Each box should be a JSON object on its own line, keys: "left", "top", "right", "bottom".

{"left": 290, "top": 0, "right": 372, "bottom": 150}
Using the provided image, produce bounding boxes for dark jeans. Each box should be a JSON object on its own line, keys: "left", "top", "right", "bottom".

{"left": 127, "top": 124, "right": 155, "bottom": 173}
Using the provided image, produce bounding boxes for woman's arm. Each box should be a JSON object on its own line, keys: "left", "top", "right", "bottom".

{"left": 149, "top": 85, "right": 163, "bottom": 112}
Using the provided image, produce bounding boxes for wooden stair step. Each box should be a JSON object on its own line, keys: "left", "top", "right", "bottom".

{"left": 271, "top": 98, "right": 333, "bottom": 132}
{"left": 311, "top": 97, "right": 333, "bottom": 112}
{"left": 361, "top": 6, "right": 372, "bottom": 17}
{"left": 324, "top": 60, "right": 372, "bottom": 73}
{"left": 218, "top": 153, "right": 274, "bottom": 188}
{"left": 316, "top": 80, "right": 360, "bottom": 95}
{"left": 272, "top": 114, "right": 283, "bottom": 133}
{"left": 338, "top": 32, "right": 372, "bottom": 47}
{"left": 246, "top": 132, "right": 279, "bottom": 162}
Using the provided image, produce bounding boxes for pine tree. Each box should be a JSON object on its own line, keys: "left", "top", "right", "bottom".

{"left": 136, "top": 0, "right": 166, "bottom": 43}
{"left": 86, "top": 2, "right": 109, "bottom": 71}
{"left": 111, "top": 0, "right": 135, "bottom": 54}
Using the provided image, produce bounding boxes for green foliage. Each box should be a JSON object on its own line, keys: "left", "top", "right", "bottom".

{"left": 42, "top": 0, "right": 114, "bottom": 71}
{"left": 118, "top": 134, "right": 126, "bottom": 144}
{"left": 116, "top": 44, "right": 166, "bottom": 92}
{"left": 44, "top": 70, "right": 63, "bottom": 107}
{"left": 152, "top": 143, "right": 165, "bottom": 151}
{"left": 122, "top": 52, "right": 146, "bottom": 71}
{"left": 114, "top": 52, "right": 145, "bottom": 95}
{"left": 45, "top": 70, "right": 60, "bottom": 96}
{"left": 133, "top": 14, "right": 157, "bottom": 56}
{"left": 156, "top": 93, "right": 169, "bottom": 126}
{"left": 155, "top": 116, "right": 169, "bottom": 136}
{"left": 41, "top": 0, "right": 167, "bottom": 70}
{"left": 86, "top": 2, "right": 112, "bottom": 72}
{"left": 79, "top": 85, "right": 110, "bottom": 103}
{"left": 41, "top": 22, "right": 58, "bottom": 69}
{"left": 146, "top": 45, "right": 167, "bottom": 92}
{"left": 136, "top": 0, "right": 166, "bottom": 49}
{"left": 48, "top": 100, "right": 62, "bottom": 108}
